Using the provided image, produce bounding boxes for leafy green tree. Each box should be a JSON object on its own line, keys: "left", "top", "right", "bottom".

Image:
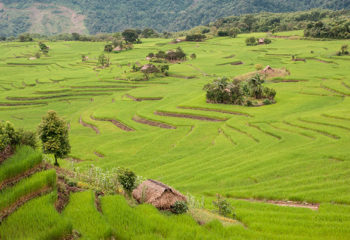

{"left": 104, "top": 44, "right": 113, "bottom": 52}
{"left": 71, "top": 32, "right": 81, "bottom": 41}
{"left": 98, "top": 54, "right": 110, "bottom": 67}
{"left": 19, "top": 33, "right": 33, "bottom": 42}
{"left": 38, "top": 111, "right": 70, "bottom": 166}
{"left": 245, "top": 37, "right": 257, "bottom": 46}
{"left": 38, "top": 42, "right": 49, "bottom": 54}
{"left": 122, "top": 29, "right": 139, "bottom": 43}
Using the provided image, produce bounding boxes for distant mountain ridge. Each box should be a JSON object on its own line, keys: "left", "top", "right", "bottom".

{"left": 0, "top": 0, "right": 349, "bottom": 36}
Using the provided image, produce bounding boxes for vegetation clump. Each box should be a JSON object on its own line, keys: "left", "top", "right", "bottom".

{"left": 204, "top": 74, "right": 276, "bottom": 106}
{"left": 117, "top": 168, "right": 137, "bottom": 195}
{"left": 186, "top": 34, "right": 206, "bottom": 42}
{"left": 38, "top": 42, "right": 49, "bottom": 54}
{"left": 171, "top": 201, "right": 189, "bottom": 214}
{"left": 0, "top": 121, "right": 37, "bottom": 153}
{"left": 147, "top": 47, "right": 187, "bottom": 62}
{"left": 336, "top": 45, "right": 349, "bottom": 56}
{"left": 213, "top": 194, "right": 235, "bottom": 218}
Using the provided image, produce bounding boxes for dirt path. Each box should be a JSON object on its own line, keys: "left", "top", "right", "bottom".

{"left": 79, "top": 116, "right": 100, "bottom": 134}
{"left": 132, "top": 115, "right": 176, "bottom": 129}
{"left": 237, "top": 198, "right": 319, "bottom": 210}
{"left": 90, "top": 115, "right": 134, "bottom": 132}
{"left": 155, "top": 111, "right": 227, "bottom": 122}
{"left": 125, "top": 94, "right": 163, "bottom": 102}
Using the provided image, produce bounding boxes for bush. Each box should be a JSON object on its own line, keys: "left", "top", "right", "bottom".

{"left": 117, "top": 168, "right": 136, "bottom": 194}
{"left": 255, "top": 64, "right": 263, "bottom": 71}
{"left": 171, "top": 201, "right": 188, "bottom": 214}
{"left": 190, "top": 53, "right": 197, "bottom": 59}
{"left": 104, "top": 44, "right": 113, "bottom": 52}
{"left": 264, "top": 38, "right": 272, "bottom": 44}
{"left": 212, "top": 194, "right": 235, "bottom": 218}
{"left": 263, "top": 99, "right": 272, "bottom": 105}
{"left": 160, "top": 65, "right": 169, "bottom": 73}
{"left": 246, "top": 37, "right": 257, "bottom": 46}
{"left": 186, "top": 34, "right": 206, "bottom": 42}
{"left": 15, "top": 129, "right": 37, "bottom": 149}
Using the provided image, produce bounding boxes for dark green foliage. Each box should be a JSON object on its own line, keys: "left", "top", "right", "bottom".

{"left": 37, "top": 111, "right": 70, "bottom": 166}
{"left": 171, "top": 201, "right": 188, "bottom": 214}
{"left": 98, "top": 54, "right": 110, "bottom": 67}
{"left": 217, "top": 28, "right": 240, "bottom": 38}
{"left": 190, "top": 53, "right": 197, "bottom": 59}
{"left": 15, "top": 128, "right": 37, "bottom": 149}
{"left": 122, "top": 29, "right": 140, "bottom": 43}
{"left": 0, "top": 2, "right": 349, "bottom": 36}
{"left": 104, "top": 44, "right": 113, "bottom": 52}
{"left": 337, "top": 44, "right": 349, "bottom": 56}
{"left": 142, "top": 28, "right": 159, "bottom": 38}
{"left": 204, "top": 74, "right": 276, "bottom": 105}
{"left": 304, "top": 19, "right": 350, "bottom": 39}
{"left": 150, "top": 47, "right": 187, "bottom": 62}
{"left": 19, "top": 33, "right": 33, "bottom": 42}
{"left": 264, "top": 38, "right": 272, "bottom": 44}
{"left": 246, "top": 37, "right": 257, "bottom": 46}
{"left": 38, "top": 42, "right": 49, "bottom": 54}
{"left": 117, "top": 168, "right": 136, "bottom": 194}
{"left": 186, "top": 34, "right": 206, "bottom": 42}
{"left": 212, "top": 194, "right": 235, "bottom": 218}
{"left": 160, "top": 65, "right": 169, "bottom": 73}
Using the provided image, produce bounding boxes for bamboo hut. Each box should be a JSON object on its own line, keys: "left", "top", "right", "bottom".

{"left": 132, "top": 179, "right": 187, "bottom": 210}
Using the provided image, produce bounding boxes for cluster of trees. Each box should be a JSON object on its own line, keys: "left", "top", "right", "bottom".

{"left": 147, "top": 47, "right": 187, "bottom": 62}
{"left": 0, "top": 111, "right": 71, "bottom": 167}
{"left": 209, "top": 9, "right": 350, "bottom": 36}
{"left": 217, "top": 28, "right": 240, "bottom": 38}
{"left": 304, "top": 19, "right": 350, "bottom": 39}
{"left": 185, "top": 34, "right": 206, "bottom": 42}
{"left": 204, "top": 75, "right": 276, "bottom": 106}
{"left": 0, "top": 121, "right": 37, "bottom": 153}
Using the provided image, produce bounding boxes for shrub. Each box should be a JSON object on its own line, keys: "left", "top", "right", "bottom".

{"left": 171, "top": 201, "right": 188, "bottom": 214}
{"left": 186, "top": 34, "right": 206, "bottom": 42}
{"left": 15, "top": 128, "right": 37, "bottom": 149}
{"left": 190, "top": 53, "right": 197, "bottom": 59}
{"left": 255, "top": 64, "right": 263, "bottom": 71}
{"left": 263, "top": 99, "right": 272, "bottom": 105}
{"left": 246, "top": 37, "right": 257, "bottom": 46}
{"left": 264, "top": 38, "right": 272, "bottom": 44}
{"left": 160, "top": 65, "right": 169, "bottom": 73}
{"left": 38, "top": 42, "right": 49, "bottom": 54}
{"left": 212, "top": 194, "right": 235, "bottom": 218}
{"left": 117, "top": 168, "right": 136, "bottom": 194}
{"left": 104, "top": 44, "right": 113, "bottom": 52}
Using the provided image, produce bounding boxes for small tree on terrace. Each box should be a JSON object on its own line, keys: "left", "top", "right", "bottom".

{"left": 38, "top": 111, "right": 70, "bottom": 166}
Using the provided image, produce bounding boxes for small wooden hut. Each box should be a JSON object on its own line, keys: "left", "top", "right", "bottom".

{"left": 140, "top": 64, "right": 159, "bottom": 73}
{"left": 132, "top": 179, "right": 187, "bottom": 210}
{"left": 258, "top": 38, "right": 265, "bottom": 44}
{"left": 113, "top": 46, "right": 122, "bottom": 52}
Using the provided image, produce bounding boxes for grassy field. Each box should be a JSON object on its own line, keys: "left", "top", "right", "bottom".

{"left": 0, "top": 32, "right": 350, "bottom": 238}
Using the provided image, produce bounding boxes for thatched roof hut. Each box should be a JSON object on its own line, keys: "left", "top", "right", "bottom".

{"left": 263, "top": 65, "right": 273, "bottom": 72}
{"left": 113, "top": 46, "right": 122, "bottom": 52}
{"left": 258, "top": 38, "right": 265, "bottom": 44}
{"left": 132, "top": 179, "right": 187, "bottom": 210}
{"left": 141, "top": 64, "right": 159, "bottom": 73}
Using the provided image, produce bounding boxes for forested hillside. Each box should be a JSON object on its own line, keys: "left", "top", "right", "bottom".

{"left": 0, "top": 0, "right": 349, "bottom": 36}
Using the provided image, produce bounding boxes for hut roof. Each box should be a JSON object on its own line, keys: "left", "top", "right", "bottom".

{"left": 133, "top": 179, "right": 187, "bottom": 210}
{"left": 113, "top": 46, "right": 122, "bottom": 52}
{"left": 258, "top": 38, "right": 265, "bottom": 44}
{"left": 263, "top": 65, "right": 273, "bottom": 72}
{"left": 141, "top": 64, "right": 159, "bottom": 73}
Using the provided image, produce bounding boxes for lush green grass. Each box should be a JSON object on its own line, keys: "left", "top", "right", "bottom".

{"left": 0, "top": 145, "right": 42, "bottom": 184}
{"left": 0, "top": 169, "right": 55, "bottom": 211}
{"left": 1, "top": 34, "right": 350, "bottom": 238}
{"left": 102, "top": 195, "right": 246, "bottom": 240}
{"left": 62, "top": 191, "right": 113, "bottom": 239}
{"left": 0, "top": 192, "right": 72, "bottom": 240}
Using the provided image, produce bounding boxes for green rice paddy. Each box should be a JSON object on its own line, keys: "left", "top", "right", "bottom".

{"left": 1, "top": 31, "right": 350, "bottom": 239}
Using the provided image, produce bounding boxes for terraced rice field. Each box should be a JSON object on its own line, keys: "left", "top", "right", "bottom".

{"left": 1, "top": 31, "right": 350, "bottom": 239}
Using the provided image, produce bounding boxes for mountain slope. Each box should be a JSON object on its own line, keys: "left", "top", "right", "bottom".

{"left": 0, "top": 0, "right": 349, "bottom": 36}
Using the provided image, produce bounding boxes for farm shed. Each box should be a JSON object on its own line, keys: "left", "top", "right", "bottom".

{"left": 133, "top": 179, "right": 187, "bottom": 210}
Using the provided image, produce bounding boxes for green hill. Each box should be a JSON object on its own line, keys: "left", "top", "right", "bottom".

{"left": 0, "top": 0, "right": 349, "bottom": 36}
